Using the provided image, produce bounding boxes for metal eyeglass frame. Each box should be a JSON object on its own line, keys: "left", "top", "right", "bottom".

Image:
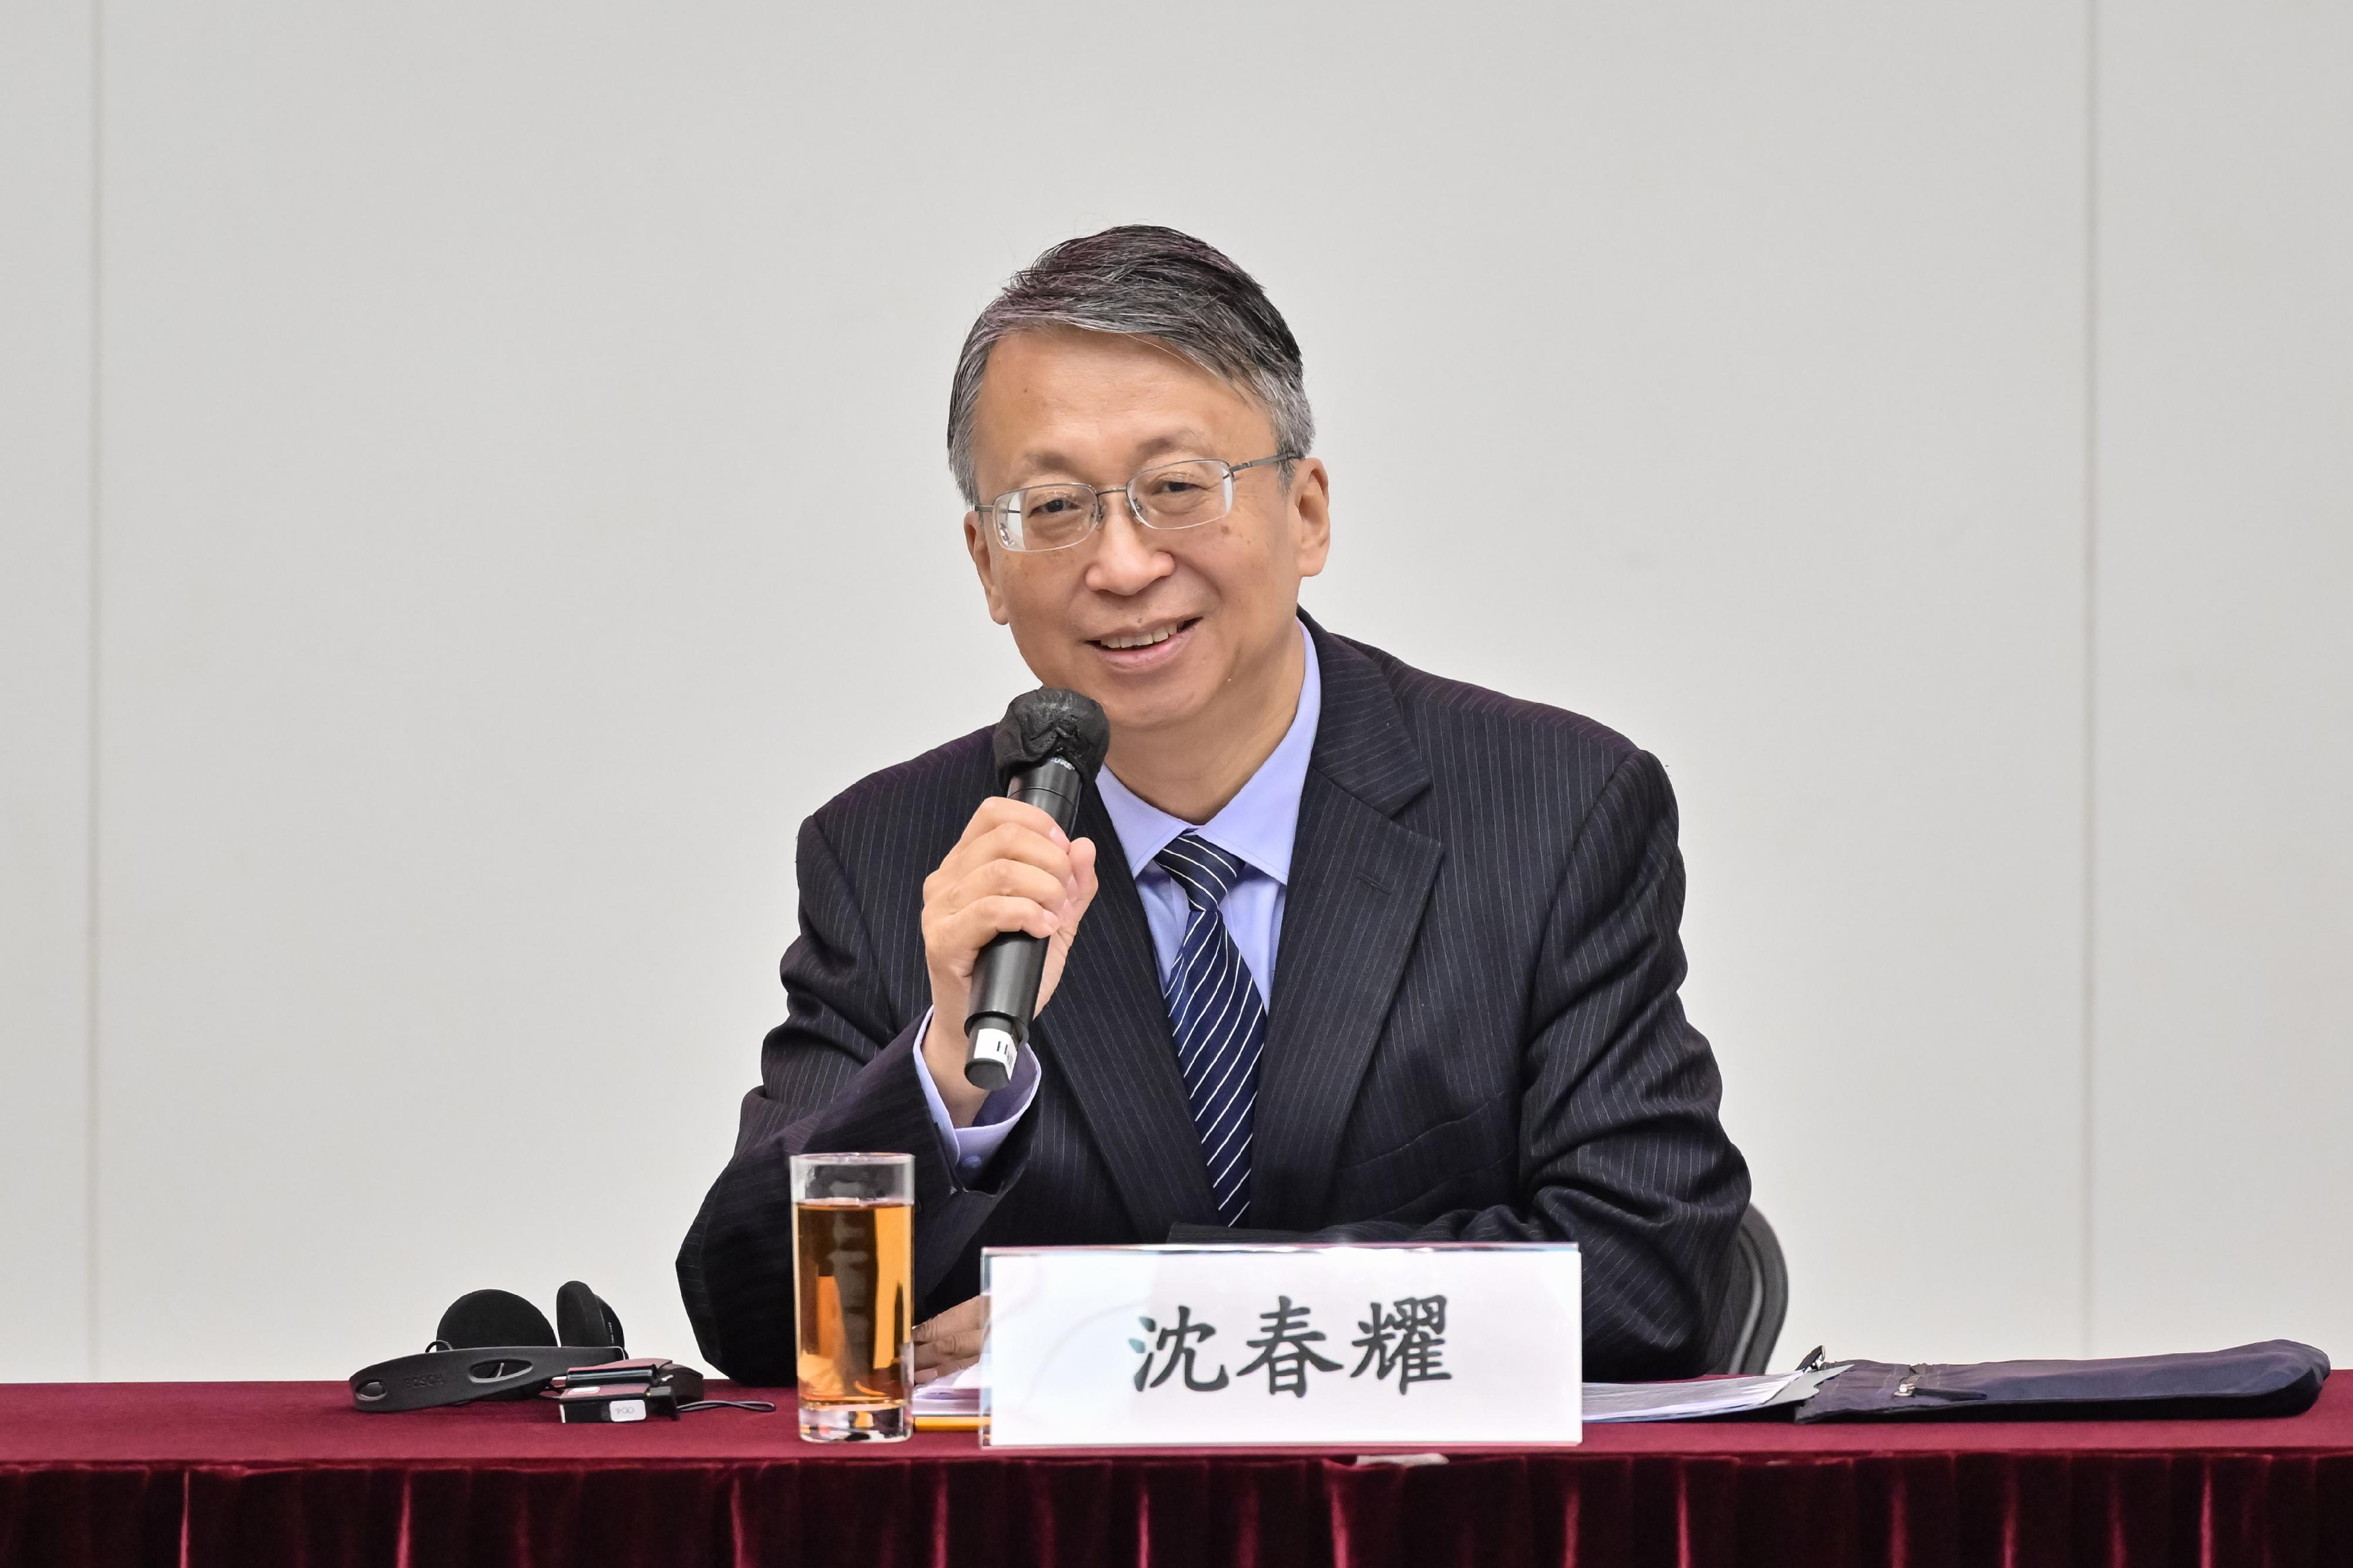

{"left": 976, "top": 452, "right": 1300, "bottom": 553}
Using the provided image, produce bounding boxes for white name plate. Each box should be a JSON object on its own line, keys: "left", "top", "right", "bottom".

{"left": 979, "top": 1243, "right": 1580, "bottom": 1448}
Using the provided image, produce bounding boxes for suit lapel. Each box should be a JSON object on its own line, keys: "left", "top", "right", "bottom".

{"left": 1252, "top": 622, "right": 1442, "bottom": 1229}
{"left": 1029, "top": 784, "right": 1222, "bottom": 1236}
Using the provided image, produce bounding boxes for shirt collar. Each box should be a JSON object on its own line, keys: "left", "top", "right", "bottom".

{"left": 1094, "top": 619, "right": 1321, "bottom": 887}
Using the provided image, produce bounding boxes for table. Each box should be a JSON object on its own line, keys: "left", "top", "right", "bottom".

{"left": 4, "top": 1376, "right": 2350, "bottom": 1567}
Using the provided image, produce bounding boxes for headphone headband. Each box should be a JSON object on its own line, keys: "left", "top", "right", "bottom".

{"left": 349, "top": 1343, "right": 624, "bottom": 1413}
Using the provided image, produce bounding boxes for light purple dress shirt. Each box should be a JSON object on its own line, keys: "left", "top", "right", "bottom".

{"left": 912, "top": 622, "right": 1322, "bottom": 1182}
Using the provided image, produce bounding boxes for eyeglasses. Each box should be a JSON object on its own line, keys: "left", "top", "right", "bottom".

{"left": 976, "top": 453, "right": 1299, "bottom": 553}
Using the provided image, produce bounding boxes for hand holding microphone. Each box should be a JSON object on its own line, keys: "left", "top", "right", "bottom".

{"left": 918, "top": 689, "right": 1111, "bottom": 1121}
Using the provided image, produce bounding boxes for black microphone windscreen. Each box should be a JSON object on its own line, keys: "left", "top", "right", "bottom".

{"left": 993, "top": 688, "right": 1111, "bottom": 785}
{"left": 436, "top": 1289, "right": 555, "bottom": 1349}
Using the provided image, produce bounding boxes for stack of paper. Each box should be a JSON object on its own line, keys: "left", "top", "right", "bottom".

{"left": 1582, "top": 1365, "right": 1845, "bottom": 1423}
{"left": 911, "top": 1363, "right": 1844, "bottom": 1428}
{"left": 912, "top": 1362, "right": 983, "bottom": 1420}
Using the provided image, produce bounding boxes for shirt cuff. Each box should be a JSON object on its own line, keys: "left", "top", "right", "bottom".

{"left": 909, "top": 1006, "right": 1042, "bottom": 1185}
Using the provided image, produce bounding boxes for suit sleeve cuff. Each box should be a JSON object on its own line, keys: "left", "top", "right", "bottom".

{"left": 909, "top": 1006, "right": 1042, "bottom": 1185}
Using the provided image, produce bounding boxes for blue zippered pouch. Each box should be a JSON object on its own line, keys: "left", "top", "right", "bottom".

{"left": 1795, "top": 1339, "right": 2329, "bottom": 1423}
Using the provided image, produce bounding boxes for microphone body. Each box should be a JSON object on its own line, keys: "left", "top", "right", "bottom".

{"left": 964, "top": 689, "right": 1111, "bottom": 1090}
{"left": 964, "top": 756, "right": 1085, "bottom": 1088}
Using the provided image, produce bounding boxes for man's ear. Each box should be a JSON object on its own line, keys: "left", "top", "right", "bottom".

{"left": 1289, "top": 458, "right": 1333, "bottom": 580}
{"left": 965, "top": 512, "right": 1013, "bottom": 625}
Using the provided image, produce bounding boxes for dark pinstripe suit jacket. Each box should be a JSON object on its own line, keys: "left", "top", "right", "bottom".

{"left": 678, "top": 616, "right": 1749, "bottom": 1384}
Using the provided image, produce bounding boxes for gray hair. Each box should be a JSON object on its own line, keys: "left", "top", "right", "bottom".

{"left": 946, "top": 226, "right": 1315, "bottom": 508}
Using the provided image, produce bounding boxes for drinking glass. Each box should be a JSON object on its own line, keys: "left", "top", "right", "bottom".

{"left": 789, "top": 1152, "right": 914, "bottom": 1442}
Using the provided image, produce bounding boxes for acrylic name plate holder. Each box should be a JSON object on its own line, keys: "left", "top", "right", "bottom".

{"left": 979, "top": 1243, "right": 1582, "bottom": 1448}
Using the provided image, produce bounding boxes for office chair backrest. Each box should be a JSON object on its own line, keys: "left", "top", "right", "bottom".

{"left": 1707, "top": 1205, "right": 1789, "bottom": 1376}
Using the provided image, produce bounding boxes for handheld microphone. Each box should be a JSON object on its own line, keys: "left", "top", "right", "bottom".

{"left": 965, "top": 688, "right": 1111, "bottom": 1090}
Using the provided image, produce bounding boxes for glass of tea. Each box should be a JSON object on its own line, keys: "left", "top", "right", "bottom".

{"left": 788, "top": 1151, "right": 915, "bottom": 1442}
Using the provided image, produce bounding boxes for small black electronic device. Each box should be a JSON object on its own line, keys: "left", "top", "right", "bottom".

{"left": 540, "top": 1358, "right": 706, "bottom": 1422}
{"left": 964, "top": 686, "right": 1112, "bottom": 1090}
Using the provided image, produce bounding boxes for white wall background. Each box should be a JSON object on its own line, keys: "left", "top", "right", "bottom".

{"left": 2, "top": 2, "right": 2345, "bottom": 1382}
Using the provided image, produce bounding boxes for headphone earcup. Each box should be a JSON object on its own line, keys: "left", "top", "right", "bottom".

{"left": 437, "top": 1289, "right": 556, "bottom": 1349}
{"left": 556, "top": 1279, "right": 625, "bottom": 1352}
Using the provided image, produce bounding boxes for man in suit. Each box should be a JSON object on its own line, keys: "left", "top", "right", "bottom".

{"left": 678, "top": 226, "right": 1749, "bottom": 1386}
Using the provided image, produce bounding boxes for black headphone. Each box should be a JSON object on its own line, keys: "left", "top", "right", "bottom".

{"left": 348, "top": 1281, "right": 628, "bottom": 1413}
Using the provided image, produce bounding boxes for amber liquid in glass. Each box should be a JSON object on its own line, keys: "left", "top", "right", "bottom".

{"left": 793, "top": 1199, "right": 914, "bottom": 1410}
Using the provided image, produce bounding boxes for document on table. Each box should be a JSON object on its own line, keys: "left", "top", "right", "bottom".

{"left": 913, "top": 1362, "right": 982, "bottom": 1419}
{"left": 1582, "top": 1365, "right": 1847, "bottom": 1423}
{"left": 924, "top": 1363, "right": 1845, "bottom": 1424}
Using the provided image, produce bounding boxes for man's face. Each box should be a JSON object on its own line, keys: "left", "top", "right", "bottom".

{"left": 963, "top": 328, "right": 1331, "bottom": 740}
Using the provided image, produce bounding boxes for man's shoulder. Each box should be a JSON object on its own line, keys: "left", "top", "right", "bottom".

{"left": 804, "top": 725, "right": 996, "bottom": 862}
{"left": 1317, "top": 623, "right": 1678, "bottom": 875}
{"left": 1327, "top": 627, "right": 1647, "bottom": 780}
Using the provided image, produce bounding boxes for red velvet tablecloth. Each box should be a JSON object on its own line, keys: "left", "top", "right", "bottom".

{"left": 4, "top": 1376, "right": 2351, "bottom": 1567}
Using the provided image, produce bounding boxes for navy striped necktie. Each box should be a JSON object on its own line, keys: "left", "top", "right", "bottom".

{"left": 1153, "top": 833, "right": 1267, "bottom": 1227}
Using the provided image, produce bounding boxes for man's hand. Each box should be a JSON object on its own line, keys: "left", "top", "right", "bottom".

{"left": 919, "top": 797, "right": 1099, "bottom": 1125}
{"left": 912, "top": 1296, "right": 988, "bottom": 1386}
